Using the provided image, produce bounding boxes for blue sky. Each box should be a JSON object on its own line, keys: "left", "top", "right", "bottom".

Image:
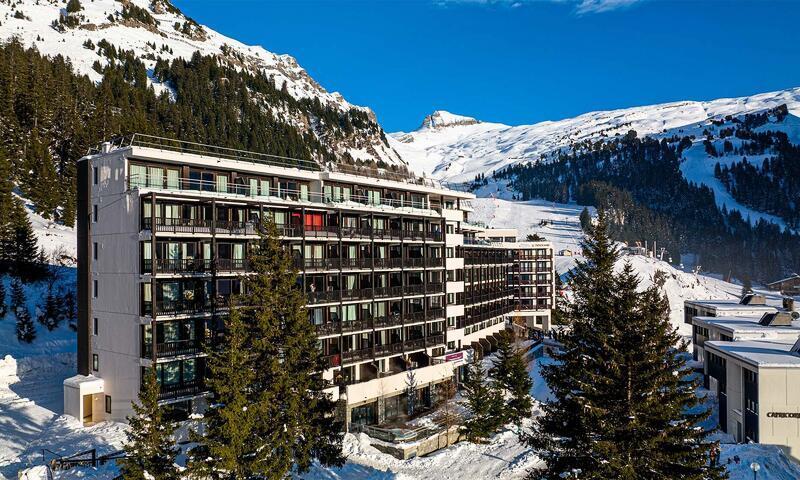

{"left": 172, "top": 0, "right": 800, "bottom": 132}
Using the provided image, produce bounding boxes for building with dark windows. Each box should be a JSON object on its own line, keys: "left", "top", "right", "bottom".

{"left": 63, "top": 135, "right": 549, "bottom": 429}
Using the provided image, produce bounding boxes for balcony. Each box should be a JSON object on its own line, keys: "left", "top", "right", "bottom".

{"left": 142, "top": 338, "right": 204, "bottom": 359}
{"left": 426, "top": 334, "right": 445, "bottom": 346}
{"left": 157, "top": 380, "right": 205, "bottom": 401}
{"left": 341, "top": 347, "right": 374, "bottom": 364}
{"left": 143, "top": 258, "right": 247, "bottom": 274}
{"left": 341, "top": 319, "right": 374, "bottom": 333}
{"left": 322, "top": 353, "right": 341, "bottom": 368}
{"left": 374, "top": 314, "right": 403, "bottom": 329}
{"left": 144, "top": 299, "right": 213, "bottom": 317}
{"left": 374, "top": 342, "right": 404, "bottom": 357}
{"left": 315, "top": 322, "right": 340, "bottom": 336}
{"left": 143, "top": 217, "right": 213, "bottom": 234}
{"left": 403, "top": 338, "right": 426, "bottom": 351}
{"left": 426, "top": 308, "right": 445, "bottom": 320}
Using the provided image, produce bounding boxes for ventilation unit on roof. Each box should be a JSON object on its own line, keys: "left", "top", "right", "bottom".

{"left": 740, "top": 293, "right": 767, "bottom": 305}
{"left": 791, "top": 335, "right": 800, "bottom": 355}
{"left": 758, "top": 311, "right": 797, "bottom": 327}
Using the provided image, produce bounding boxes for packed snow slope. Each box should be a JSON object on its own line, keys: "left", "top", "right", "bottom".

{"left": 0, "top": 0, "right": 402, "bottom": 166}
{"left": 468, "top": 196, "right": 741, "bottom": 336}
{"left": 391, "top": 88, "right": 800, "bottom": 183}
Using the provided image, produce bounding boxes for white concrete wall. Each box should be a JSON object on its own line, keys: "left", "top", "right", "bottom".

{"left": 758, "top": 368, "right": 800, "bottom": 462}
{"left": 345, "top": 361, "right": 455, "bottom": 406}
{"left": 90, "top": 151, "right": 144, "bottom": 421}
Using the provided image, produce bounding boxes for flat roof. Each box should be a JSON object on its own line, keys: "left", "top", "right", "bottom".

{"left": 694, "top": 315, "right": 800, "bottom": 335}
{"left": 685, "top": 299, "right": 778, "bottom": 312}
{"left": 705, "top": 339, "right": 800, "bottom": 368}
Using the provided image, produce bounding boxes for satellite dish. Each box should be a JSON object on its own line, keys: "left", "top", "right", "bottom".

{"left": 792, "top": 311, "right": 800, "bottom": 320}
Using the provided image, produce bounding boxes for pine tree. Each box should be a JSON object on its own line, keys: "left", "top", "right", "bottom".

{"left": 527, "top": 211, "right": 725, "bottom": 479}
{"left": 9, "top": 278, "right": 24, "bottom": 314}
{"left": 491, "top": 331, "right": 532, "bottom": 426}
{"left": 63, "top": 289, "right": 77, "bottom": 330}
{"left": 187, "top": 305, "right": 261, "bottom": 479}
{"left": 461, "top": 354, "right": 505, "bottom": 443}
{"left": 191, "top": 218, "right": 344, "bottom": 477}
{"left": 15, "top": 306, "right": 35, "bottom": 343}
{"left": 0, "top": 280, "right": 6, "bottom": 318}
{"left": 8, "top": 198, "right": 39, "bottom": 276}
{"left": 118, "top": 367, "right": 180, "bottom": 480}
{"left": 579, "top": 206, "right": 592, "bottom": 232}
{"left": 741, "top": 275, "right": 753, "bottom": 296}
{"left": 66, "top": 0, "right": 82, "bottom": 13}
{"left": 38, "top": 286, "right": 62, "bottom": 330}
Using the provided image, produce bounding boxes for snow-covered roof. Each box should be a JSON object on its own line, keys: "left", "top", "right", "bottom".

{"left": 685, "top": 299, "right": 779, "bottom": 312}
{"left": 63, "top": 374, "right": 104, "bottom": 389}
{"left": 705, "top": 339, "right": 800, "bottom": 368}
{"left": 694, "top": 315, "right": 800, "bottom": 335}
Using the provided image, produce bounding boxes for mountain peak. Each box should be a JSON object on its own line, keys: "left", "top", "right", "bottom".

{"left": 419, "top": 111, "right": 480, "bottom": 130}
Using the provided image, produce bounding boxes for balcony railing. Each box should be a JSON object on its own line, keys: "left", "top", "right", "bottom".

{"left": 128, "top": 171, "right": 443, "bottom": 213}
{"left": 341, "top": 347, "right": 374, "bottom": 364}
{"left": 142, "top": 338, "right": 204, "bottom": 358}
{"left": 157, "top": 379, "right": 205, "bottom": 401}
{"left": 144, "top": 299, "right": 215, "bottom": 316}
{"left": 143, "top": 258, "right": 247, "bottom": 274}
{"left": 374, "top": 342, "right": 404, "bottom": 357}
{"left": 403, "top": 338, "right": 426, "bottom": 351}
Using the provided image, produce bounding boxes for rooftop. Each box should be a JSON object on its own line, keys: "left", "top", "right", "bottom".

{"left": 86, "top": 133, "right": 472, "bottom": 196}
{"left": 705, "top": 339, "right": 800, "bottom": 368}
{"left": 695, "top": 315, "right": 800, "bottom": 336}
{"left": 686, "top": 298, "right": 779, "bottom": 312}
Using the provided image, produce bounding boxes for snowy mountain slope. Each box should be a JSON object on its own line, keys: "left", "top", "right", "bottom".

{"left": 0, "top": 0, "right": 402, "bottom": 167}
{"left": 391, "top": 87, "right": 800, "bottom": 182}
{"left": 468, "top": 197, "right": 742, "bottom": 335}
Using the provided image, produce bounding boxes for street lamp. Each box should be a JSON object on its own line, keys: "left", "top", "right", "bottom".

{"left": 750, "top": 462, "right": 760, "bottom": 480}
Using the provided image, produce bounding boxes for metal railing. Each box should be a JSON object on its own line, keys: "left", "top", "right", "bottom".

{"left": 128, "top": 173, "right": 441, "bottom": 212}
{"left": 142, "top": 338, "right": 204, "bottom": 358}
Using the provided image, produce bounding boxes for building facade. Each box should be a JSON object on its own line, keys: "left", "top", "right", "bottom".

{"left": 63, "top": 135, "right": 554, "bottom": 428}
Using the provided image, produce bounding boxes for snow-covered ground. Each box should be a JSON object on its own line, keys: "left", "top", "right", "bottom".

{"left": 391, "top": 88, "right": 800, "bottom": 183}
{"left": 468, "top": 196, "right": 742, "bottom": 336}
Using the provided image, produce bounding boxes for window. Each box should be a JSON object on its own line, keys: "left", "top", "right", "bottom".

{"left": 93, "top": 242, "right": 98, "bottom": 261}
{"left": 446, "top": 224, "right": 455, "bottom": 234}
{"left": 447, "top": 293, "right": 456, "bottom": 305}
{"left": 447, "top": 341, "right": 455, "bottom": 350}
{"left": 105, "top": 395, "right": 111, "bottom": 414}
{"left": 93, "top": 280, "right": 98, "bottom": 298}
{"left": 446, "top": 247, "right": 454, "bottom": 258}
{"left": 92, "top": 204, "right": 98, "bottom": 223}
{"left": 93, "top": 166, "right": 98, "bottom": 185}
{"left": 92, "top": 354, "right": 99, "bottom": 371}
{"left": 93, "top": 318, "right": 98, "bottom": 336}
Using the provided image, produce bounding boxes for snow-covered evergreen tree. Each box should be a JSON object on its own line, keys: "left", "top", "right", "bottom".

{"left": 15, "top": 306, "right": 35, "bottom": 343}
{"left": 187, "top": 305, "right": 261, "bottom": 478}
{"left": 461, "top": 354, "right": 505, "bottom": 443}
{"left": 118, "top": 367, "right": 179, "bottom": 480}
{"left": 528, "top": 211, "right": 725, "bottom": 479}
{"left": 491, "top": 330, "right": 532, "bottom": 426}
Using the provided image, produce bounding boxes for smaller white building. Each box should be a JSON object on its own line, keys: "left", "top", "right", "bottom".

{"left": 63, "top": 375, "right": 105, "bottom": 426}
{"left": 692, "top": 312, "right": 800, "bottom": 361}
{"left": 684, "top": 294, "right": 778, "bottom": 325}
{"left": 703, "top": 337, "right": 800, "bottom": 462}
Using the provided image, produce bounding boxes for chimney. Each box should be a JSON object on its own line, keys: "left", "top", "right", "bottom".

{"left": 783, "top": 296, "right": 798, "bottom": 313}
{"left": 101, "top": 142, "right": 111, "bottom": 154}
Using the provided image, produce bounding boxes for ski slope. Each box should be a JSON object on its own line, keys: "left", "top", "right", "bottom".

{"left": 391, "top": 88, "right": 800, "bottom": 182}
{"left": 468, "top": 196, "right": 741, "bottom": 336}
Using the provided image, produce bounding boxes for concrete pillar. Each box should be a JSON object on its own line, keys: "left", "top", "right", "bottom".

{"left": 377, "top": 395, "right": 386, "bottom": 425}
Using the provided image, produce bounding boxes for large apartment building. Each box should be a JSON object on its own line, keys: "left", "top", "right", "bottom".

{"left": 63, "top": 135, "right": 554, "bottom": 428}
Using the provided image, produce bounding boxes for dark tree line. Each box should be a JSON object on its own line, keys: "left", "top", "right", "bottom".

{"left": 714, "top": 131, "right": 800, "bottom": 228}
{"left": 0, "top": 39, "right": 391, "bottom": 227}
{"left": 494, "top": 130, "right": 800, "bottom": 281}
